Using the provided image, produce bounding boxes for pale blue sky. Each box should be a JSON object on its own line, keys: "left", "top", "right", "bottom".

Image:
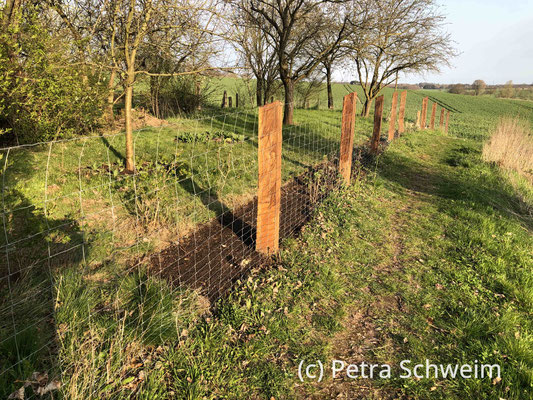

{"left": 338, "top": 0, "right": 533, "bottom": 84}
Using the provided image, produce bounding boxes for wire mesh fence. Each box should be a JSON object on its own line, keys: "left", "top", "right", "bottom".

{"left": 0, "top": 92, "right": 452, "bottom": 397}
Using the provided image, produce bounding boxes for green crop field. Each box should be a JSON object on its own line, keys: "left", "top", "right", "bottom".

{"left": 1, "top": 83, "right": 532, "bottom": 399}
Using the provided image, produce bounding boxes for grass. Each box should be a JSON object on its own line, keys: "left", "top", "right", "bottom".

{"left": 14, "top": 126, "right": 529, "bottom": 399}
{"left": 1, "top": 83, "right": 533, "bottom": 398}
{"left": 482, "top": 117, "right": 533, "bottom": 182}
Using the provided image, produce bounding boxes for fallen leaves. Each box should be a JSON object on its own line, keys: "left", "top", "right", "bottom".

{"left": 8, "top": 372, "right": 61, "bottom": 399}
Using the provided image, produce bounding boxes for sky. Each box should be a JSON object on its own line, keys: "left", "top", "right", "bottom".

{"left": 336, "top": 0, "right": 533, "bottom": 85}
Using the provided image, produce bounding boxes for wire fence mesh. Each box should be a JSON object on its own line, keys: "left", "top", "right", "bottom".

{"left": 0, "top": 92, "right": 452, "bottom": 397}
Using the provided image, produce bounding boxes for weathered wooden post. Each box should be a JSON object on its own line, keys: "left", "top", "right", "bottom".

{"left": 421, "top": 97, "right": 428, "bottom": 130}
{"left": 339, "top": 92, "right": 357, "bottom": 185}
{"left": 221, "top": 91, "right": 228, "bottom": 108}
{"left": 256, "top": 101, "right": 283, "bottom": 255}
{"left": 416, "top": 111, "right": 421, "bottom": 129}
{"left": 370, "top": 95, "right": 384, "bottom": 154}
{"left": 388, "top": 92, "right": 399, "bottom": 141}
{"left": 229, "top": 96, "right": 233, "bottom": 108}
{"left": 235, "top": 93, "right": 239, "bottom": 108}
{"left": 445, "top": 110, "right": 450, "bottom": 134}
{"left": 398, "top": 91, "right": 407, "bottom": 134}
{"left": 429, "top": 102, "right": 437, "bottom": 129}
{"left": 439, "top": 108, "right": 445, "bottom": 130}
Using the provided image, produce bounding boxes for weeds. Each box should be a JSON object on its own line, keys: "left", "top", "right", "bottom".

{"left": 483, "top": 117, "right": 533, "bottom": 183}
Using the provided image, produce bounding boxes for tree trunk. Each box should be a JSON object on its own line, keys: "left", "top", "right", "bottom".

{"left": 124, "top": 71, "right": 135, "bottom": 173}
{"left": 107, "top": 69, "right": 116, "bottom": 123}
{"left": 195, "top": 78, "right": 202, "bottom": 111}
{"left": 282, "top": 78, "right": 294, "bottom": 125}
{"left": 150, "top": 75, "right": 160, "bottom": 118}
{"left": 256, "top": 79, "right": 263, "bottom": 107}
{"left": 362, "top": 97, "right": 372, "bottom": 117}
{"left": 326, "top": 65, "right": 333, "bottom": 110}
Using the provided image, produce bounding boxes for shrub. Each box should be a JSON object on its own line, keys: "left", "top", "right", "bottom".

{"left": 482, "top": 117, "right": 533, "bottom": 182}
{"left": 0, "top": 7, "right": 106, "bottom": 143}
{"left": 448, "top": 83, "right": 466, "bottom": 95}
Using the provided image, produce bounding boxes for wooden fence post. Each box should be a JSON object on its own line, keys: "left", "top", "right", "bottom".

{"left": 421, "top": 97, "right": 428, "bottom": 130}
{"left": 236, "top": 93, "right": 239, "bottom": 108}
{"left": 221, "top": 91, "right": 228, "bottom": 108}
{"left": 339, "top": 92, "right": 357, "bottom": 184}
{"left": 398, "top": 91, "right": 407, "bottom": 134}
{"left": 429, "top": 102, "right": 437, "bottom": 129}
{"left": 439, "top": 108, "right": 445, "bottom": 130}
{"left": 256, "top": 101, "right": 283, "bottom": 255}
{"left": 270, "top": 96, "right": 274, "bottom": 103}
{"left": 229, "top": 96, "right": 233, "bottom": 108}
{"left": 388, "top": 92, "right": 399, "bottom": 141}
{"left": 416, "top": 110, "right": 421, "bottom": 129}
{"left": 370, "top": 95, "right": 384, "bottom": 154}
{"left": 445, "top": 110, "right": 450, "bottom": 134}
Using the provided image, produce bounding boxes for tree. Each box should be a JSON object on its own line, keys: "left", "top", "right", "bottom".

{"left": 0, "top": 2, "right": 106, "bottom": 142}
{"left": 472, "top": 79, "right": 486, "bottom": 96}
{"left": 48, "top": 0, "right": 221, "bottom": 173}
{"left": 500, "top": 80, "right": 515, "bottom": 98}
{"left": 230, "top": 2, "right": 279, "bottom": 106}
{"left": 346, "top": 0, "right": 456, "bottom": 116}
{"left": 246, "top": 0, "right": 348, "bottom": 125}
{"left": 449, "top": 83, "right": 465, "bottom": 94}
{"left": 314, "top": 12, "right": 349, "bottom": 110}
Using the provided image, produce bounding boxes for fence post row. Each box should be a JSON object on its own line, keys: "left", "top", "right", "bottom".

{"left": 421, "top": 97, "right": 428, "bottom": 130}
{"left": 256, "top": 101, "right": 283, "bottom": 255}
{"left": 429, "top": 102, "right": 437, "bottom": 130}
{"left": 388, "top": 91, "right": 399, "bottom": 141}
{"left": 398, "top": 91, "right": 407, "bottom": 134}
{"left": 371, "top": 95, "right": 384, "bottom": 154}
{"left": 445, "top": 110, "right": 450, "bottom": 134}
{"left": 439, "top": 108, "right": 445, "bottom": 130}
{"left": 339, "top": 92, "right": 357, "bottom": 184}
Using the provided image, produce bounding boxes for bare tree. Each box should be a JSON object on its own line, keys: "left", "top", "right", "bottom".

{"left": 246, "top": 0, "right": 348, "bottom": 125}
{"left": 49, "top": 0, "right": 221, "bottom": 173}
{"left": 230, "top": 2, "right": 279, "bottom": 106}
{"left": 472, "top": 79, "right": 486, "bottom": 96}
{"left": 347, "top": 0, "right": 456, "bottom": 116}
{"left": 312, "top": 9, "right": 349, "bottom": 109}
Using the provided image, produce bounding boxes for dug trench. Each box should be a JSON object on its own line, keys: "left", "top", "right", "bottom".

{"left": 145, "top": 143, "right": 385, "bottom": 304}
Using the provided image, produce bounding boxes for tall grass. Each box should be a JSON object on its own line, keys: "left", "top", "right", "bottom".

{"left": 483, "top": 117, "right": 533, "bottom": 183}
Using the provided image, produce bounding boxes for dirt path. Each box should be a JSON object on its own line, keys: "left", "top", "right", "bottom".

{"left": 300, "top": 156, "right": 440, "bottom": 399}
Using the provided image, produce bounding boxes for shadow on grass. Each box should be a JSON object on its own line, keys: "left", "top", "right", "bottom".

{"left": 0, "top": 188, "right": 85, "bottom": 397}
{"left": 377, "top": 143, "right": 533, "bottom": 232}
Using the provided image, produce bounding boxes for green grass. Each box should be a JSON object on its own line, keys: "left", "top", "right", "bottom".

{"left": 17, "top": 126, "right": 529, "bottom": 399}
{"left": 1, "top": 84, "right": 532, "bottom": 398}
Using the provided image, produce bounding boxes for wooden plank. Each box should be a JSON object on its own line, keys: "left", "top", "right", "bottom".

{"left": 429, "top": 102, "right": 437, "bottom": 129}
{"left": 387, "top": 92, "right": 399, "bottom": 141}
{"left": 370, "top": 95, "right": 384, "bottom": 154}
{"left": 421, "top": 97, "right": 428, "bottom": 130}
{"left": 445, "top": 110, "right": 450, "bottom": 134}
{"left": 256, "top": 101, "right": 283, "bottom": 255}
{"left": 439, "top": 108, "right": 445, "bottom": 130}
{"left": 398, "top": 91, "right": 407, "bottom": 134}
{"left": 339, "top": 92, "right": 357, "bottom": 184}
